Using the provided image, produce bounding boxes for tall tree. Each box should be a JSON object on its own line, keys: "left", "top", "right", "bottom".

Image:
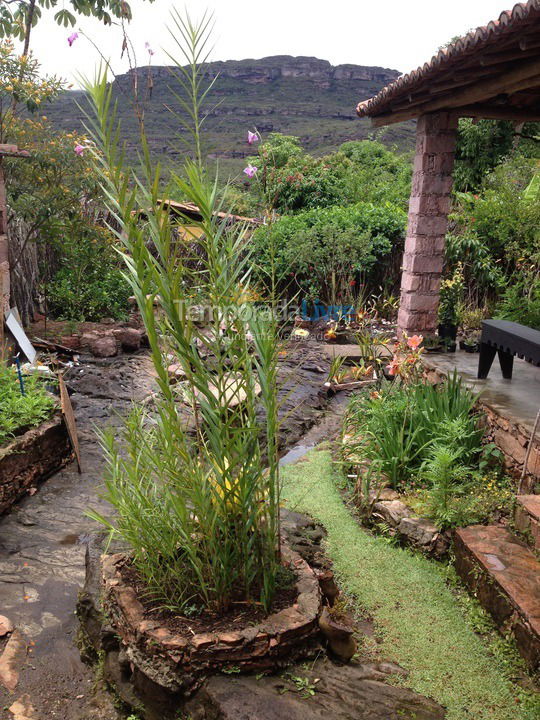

{"left": 0, "top": 1, "right": 153, "bottom": 53}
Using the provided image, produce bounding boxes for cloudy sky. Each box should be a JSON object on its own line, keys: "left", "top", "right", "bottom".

{"left": 27, "top": 0, "right": 512, "bottom": 84}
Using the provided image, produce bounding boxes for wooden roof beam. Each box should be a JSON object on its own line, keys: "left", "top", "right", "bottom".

{"left": 371, "top": 60, "right": 540, "bottom": 126}
{"left": 458, "top": 104, "right": 540, "bottom": 121}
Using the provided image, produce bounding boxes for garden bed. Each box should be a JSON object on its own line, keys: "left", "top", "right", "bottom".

{"left": 0, "top": 410, "right": 73, "bottom": 514}
{"left": 78, "top": 539, "right": 322, "bottom": 717}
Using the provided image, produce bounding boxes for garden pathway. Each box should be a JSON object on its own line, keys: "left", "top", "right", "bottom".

{"left": 0, "top": 353, "right": 155, "bottom": 719}
{"left": 0, "top": 342, "right": 332, "bottom": 719}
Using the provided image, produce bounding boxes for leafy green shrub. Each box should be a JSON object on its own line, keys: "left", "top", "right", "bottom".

{"left": 454, "top": 119, "right": 514, "bottom": 192}
{"left": 346, "top": 373, "right": 484, "bottom": 489}
{"left": 496, "top": 272, "right": 540, "bottom": 329}
{"left": 252, "top": 202, "right": 406, "bottom": 302}
{"left": 419, "top": 446, "right": 472, "bottom": 528}
{"left": 445, "top": 230, "right": 505, "bottom": 305}
{"left": 438, "top": 266, "right": 464, "bottom": 326}
{"left": 264, "top": 156, "right": 347, "bottom": 212}
{"left": 0, "top": 365, "right": 56, "bottom": 446}
{"left": 448, "top": 156, "right": 540, "bottom": 311}
{"left": 346, "top": 374, "right": 511, "bottom": 528}
{"left": 339, "top": 140, "right": 412, "bottom": 209}
{"left": 47, "top": 237, "right": 131, "bottom": 321}
{"left": 248, "top": 136, "right": 412, "bottom": 213}
{"left": 405, "top": 469, "right": 513, "bottom": 530}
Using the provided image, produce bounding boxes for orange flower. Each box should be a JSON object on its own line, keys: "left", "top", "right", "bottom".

{"left": 407, "top": 334, "right": 423, "bottom": 349}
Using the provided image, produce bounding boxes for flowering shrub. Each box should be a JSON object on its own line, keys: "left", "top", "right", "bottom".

{"left": 0, "top": 41, "right": 64, "bottom": 116}
{"left": 386, "top": 333, "right": 424, "bottom": 383}
{"left": 252, "top": 202, "right": 406, "bottom": 303}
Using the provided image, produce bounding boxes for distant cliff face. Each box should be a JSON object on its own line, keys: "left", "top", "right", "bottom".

{"left": 123, "top": 56, "right": 399, "bottom": 87}
{"left": 46, "top": 56, "right": 412, "bottom": 172}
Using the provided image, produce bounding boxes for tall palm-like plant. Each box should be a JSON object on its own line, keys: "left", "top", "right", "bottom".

{"left": 85, "top": 12, "right": 281, "bottom": 614}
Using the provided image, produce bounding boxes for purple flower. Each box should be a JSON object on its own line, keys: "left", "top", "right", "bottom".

{"left": 74, "top": 144, "right": 85, "bottom": 156}
{"left": 243, "top": 164, "right": 258, "bottom": 178}
{"left": 247, "top": 131, "right": 258, "bottom": 145}
{"left": 67, "top": 32, "right": 79, "bottom": 47}
{"left": 145, "top": 41, "right": 155, "bottom": 56}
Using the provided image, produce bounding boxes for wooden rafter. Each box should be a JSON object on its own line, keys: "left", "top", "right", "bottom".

{"left": 370, "top": 60, "right": 540, "bottom": 126}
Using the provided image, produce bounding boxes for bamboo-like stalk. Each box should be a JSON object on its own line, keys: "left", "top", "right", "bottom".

{"left": 84, "top": 12, "right": 281, "bottom": 615}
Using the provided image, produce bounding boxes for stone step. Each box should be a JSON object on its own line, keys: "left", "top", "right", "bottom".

{"left": 454, "top": 525, "right": 540, "bottom": 672}
{"left": 514, "top": 495, "right": 540, "bottom": 550}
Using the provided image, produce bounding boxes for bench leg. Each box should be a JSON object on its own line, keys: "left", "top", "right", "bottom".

{"left": 478, "top": 343, "right": 496, "bottom": 379}
{"left": 497, "top": 349, "right": 514, "bottom": 379}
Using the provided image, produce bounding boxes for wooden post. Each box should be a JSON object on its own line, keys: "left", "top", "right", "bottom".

{"left": 397, "top": 112, "right": 458, "bottom": 337}
{"left": 0, "top": 161, "right": 9, "bottom": 315}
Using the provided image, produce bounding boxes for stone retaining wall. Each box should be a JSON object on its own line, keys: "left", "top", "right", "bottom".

{"left": 0, "top": 412, "right": 73, "bottom": 514}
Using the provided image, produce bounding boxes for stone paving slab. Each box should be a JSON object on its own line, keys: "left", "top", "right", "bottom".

{"left": 454, "top": 524, "right": 540, "bottom": 670}
{"left": 189, "top": 659, "right": 445, "bottom": 720}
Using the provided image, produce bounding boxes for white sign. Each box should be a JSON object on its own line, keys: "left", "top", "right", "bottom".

{"left": 5, "top": 308, "right": 37, "bottom": 364}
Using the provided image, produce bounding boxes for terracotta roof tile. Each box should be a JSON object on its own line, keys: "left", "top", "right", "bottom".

{"left": 357, "top": 0, "right": 540, "bottom": 117}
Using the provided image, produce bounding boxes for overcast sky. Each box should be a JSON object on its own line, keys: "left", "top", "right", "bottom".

{"left": 27, "top": 0, "right": 512, "bottom": 85}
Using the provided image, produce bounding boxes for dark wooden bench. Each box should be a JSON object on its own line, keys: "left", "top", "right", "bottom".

{"left": 478, "top": 319, "right": 540, "bottom": 380}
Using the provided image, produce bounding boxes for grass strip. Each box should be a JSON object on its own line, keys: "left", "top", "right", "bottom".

{"left": 282, "top": 448, "right": 539, "bottom": 720}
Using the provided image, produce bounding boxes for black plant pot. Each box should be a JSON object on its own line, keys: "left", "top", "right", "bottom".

{"left": 460, "top": 341, "right": 479, "bottom": 353}
{"left": 445, "top": 341, "right": 457, "bottom": 353}
{"left": 438, "top": 323, "right": 458, "bottom": 341}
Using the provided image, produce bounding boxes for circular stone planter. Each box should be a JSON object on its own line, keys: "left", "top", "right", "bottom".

{"left": 92, "top": 542, "right": 322, "bottom": 714}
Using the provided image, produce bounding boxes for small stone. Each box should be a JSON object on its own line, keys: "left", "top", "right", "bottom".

{"left": 9, "top": 694, "right": 37, "bottom": 720}
{"left": 318, "top": 607, "right": 357, "bottom": 662}
{"left": 217, "top": 632, "right": 243, "bottom": 646}
{"left": 59, "top": 335, "right": 81, "bottom": 350}
{"left": 79, "top": 332, "right": 99, "bottom": 348}
{"left": 114, "top": 328, "right": 142, "bottom": 353}
{"left": 0, "top": 616, "right": 13, "bottom": 636}
{"left": 89, "top": 336, "right": 118, "bottom": 358}
{"left": 191, "top": 633, "right": 214, "bottom": 650}
{"left": 0, "top": 630, "right": 27, "bottom": 692}
{"left": 372, "top": 500, "right": 410, "bottom": 527}
{"left": 397, "top": 517, "right": 439, "bottom": 547}
{"left": 168, "top": 363, "right": 186, "bottom": 382}
{"left": 378, "top": 488, "right": 401, "bottom": 501}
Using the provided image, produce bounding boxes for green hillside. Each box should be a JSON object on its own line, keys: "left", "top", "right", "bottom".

{"left": 45, "top": 55, "right": 414, "bottom": 176}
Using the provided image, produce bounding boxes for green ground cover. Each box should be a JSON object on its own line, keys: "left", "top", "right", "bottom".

{"left": 0, "top": 365, "right": 56, "bottom": 447}
{"left": 282, "top": 448, "right": 540, "bottom": 720}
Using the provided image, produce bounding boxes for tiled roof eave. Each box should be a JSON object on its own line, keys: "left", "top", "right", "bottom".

{"left": 357, "top": 0, "right": 540, "bottom": 118}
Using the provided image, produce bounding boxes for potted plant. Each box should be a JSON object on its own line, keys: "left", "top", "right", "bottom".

{"left": 424, "top": 335, "right": 443, "bottom": 353}
{"left": 438, "top": 266, "right": 464, "bottom": 342}
{"left": 460, "top": 330, "right": 480, "bottom": 353}
{"left": 442, "top": 336, "right": 457, "bottom": 353}
{"left": 459, "top": 307, "right": 483, "bottom": 352}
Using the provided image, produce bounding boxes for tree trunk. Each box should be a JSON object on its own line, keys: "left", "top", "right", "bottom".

{"left": 8, "top": 215, "right": 41, "bottom": 326}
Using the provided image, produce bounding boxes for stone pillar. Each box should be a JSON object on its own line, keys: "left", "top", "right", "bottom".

{"left": 397, "top": 112, "right": 458, "bottom": 337}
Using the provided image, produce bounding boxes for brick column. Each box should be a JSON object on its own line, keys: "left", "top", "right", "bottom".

{"left": 397, "top": 112, "right": 458, "bottom": 337}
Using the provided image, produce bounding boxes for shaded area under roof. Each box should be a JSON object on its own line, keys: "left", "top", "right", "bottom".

{"left": 357, "top": 0, "right": 540, "bottom": 126}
